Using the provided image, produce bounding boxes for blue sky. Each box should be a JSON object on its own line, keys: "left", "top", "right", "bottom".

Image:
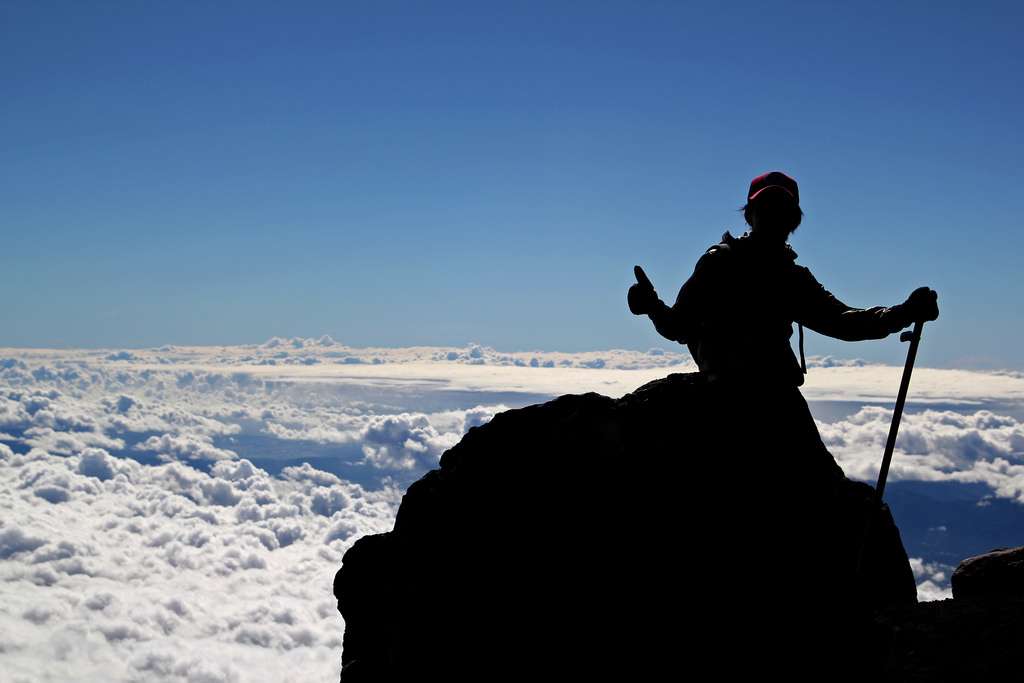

{"left": 3, "top": 1, "right": 1022, "bottom": 369}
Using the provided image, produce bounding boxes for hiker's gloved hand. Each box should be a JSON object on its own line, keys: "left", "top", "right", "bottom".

{"left": 902, "top": 286, "right": 939, "bottom": 322}
{"left": 628, "top": 266, "right": 661, "bottom": 315}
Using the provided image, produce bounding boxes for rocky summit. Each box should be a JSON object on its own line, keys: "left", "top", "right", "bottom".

{"left": 333, "top": 372, "right": 934, "bottom": 680}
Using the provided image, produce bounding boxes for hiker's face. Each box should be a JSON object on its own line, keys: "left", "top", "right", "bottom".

{"left": 750, "top": 193, "right": 799, "bottom": 239}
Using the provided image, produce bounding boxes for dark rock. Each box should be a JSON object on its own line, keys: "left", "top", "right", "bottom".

{"left": 872, "top": 544, "right": 1024, "bottom": 679}
{"left": 951, "top": 545, "right": 1024, "bottom": 600}
{"left": 334, "top": 372, "right": 917, "bottom": 680}
{"left": 875, "top": 595, "right": 1024, "bottom": 681}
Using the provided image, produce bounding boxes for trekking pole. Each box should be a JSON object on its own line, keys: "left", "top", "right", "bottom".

{"left": 854, "top": 320, "right": 925, "bottom": 579}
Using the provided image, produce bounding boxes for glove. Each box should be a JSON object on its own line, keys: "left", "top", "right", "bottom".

{"left": 901, "top": 286, "right": 939, "bottom": 322}
{"left": 628, "top": 265, "right": 660, "bottom": 315}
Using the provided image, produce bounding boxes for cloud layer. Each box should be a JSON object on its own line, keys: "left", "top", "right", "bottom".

{"left": 821, "top": 407, "right": 1024, "bottom": 501}
{"left": 0, "top": 446, "right": 400, "bottom": 682}
{"left": 0, "top": 340, "right": 1021, "bottom": 679}
{"left": 0, "top": 343, "right": 515, "bottom": 681}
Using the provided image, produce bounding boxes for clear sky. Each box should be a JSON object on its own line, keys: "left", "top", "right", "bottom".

{"left": 3, "top": 1, "right": 1022, "bottom": 369}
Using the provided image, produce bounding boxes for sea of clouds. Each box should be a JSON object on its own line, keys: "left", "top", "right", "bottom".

{"left": 1, "top": 337, "right": 1023, "bottom": 681}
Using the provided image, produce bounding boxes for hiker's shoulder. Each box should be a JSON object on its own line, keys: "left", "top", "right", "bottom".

{"left": 701, "top": 230, "right": 739, "bottom": 259}
{"left": 690, "top": 231, "right": 744, "bottom": 277}
{"left": 788, "top": 261, "right": 825, "bottom": 292}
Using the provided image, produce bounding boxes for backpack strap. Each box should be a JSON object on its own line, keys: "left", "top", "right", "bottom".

{"left": 798, "top": 322, "right": 807, "bottom": 375}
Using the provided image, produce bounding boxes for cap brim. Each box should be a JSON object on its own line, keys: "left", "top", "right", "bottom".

{"left": 749, "top": 185, "right": 796, "bottom": 202}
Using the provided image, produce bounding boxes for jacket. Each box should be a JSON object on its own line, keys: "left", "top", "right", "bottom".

{"left": 648, "top": 230, "right": 914, "bottom": 387}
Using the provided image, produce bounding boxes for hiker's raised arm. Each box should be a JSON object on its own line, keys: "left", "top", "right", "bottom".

{"left": 629, "top": 251, "right": 720, "bottom": 344}
{"left": 627, "top": 266, "right": 685, "bottom": 341}
{"left": 794, "top": 267, "right": 938, "bottom": 342}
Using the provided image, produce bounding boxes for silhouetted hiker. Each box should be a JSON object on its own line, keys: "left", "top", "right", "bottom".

{"left": 628, "top": 171, "right": 939, "bottom": 388}
{"left": 627, "top": 172, "right": 939, "bottom": 670}
{"left": 629, "top": 170, "right": 940, "bottom": 488}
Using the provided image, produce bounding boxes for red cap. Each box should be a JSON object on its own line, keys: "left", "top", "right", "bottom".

{"left": 748, "top": 171, "right": 799, "bottom": 204}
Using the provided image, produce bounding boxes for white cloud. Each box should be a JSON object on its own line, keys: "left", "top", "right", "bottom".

{"left": 359, "top": 412, "right": 461, "bottom": 469}
{"left": 818, "top": 407, "right": 1024, "bottom": 500}
{"left": 135, "top": 434, "right": 238, "bottom": 463}
{"left": 0, "top": 449, "right": 396, "bottom": 682}
{"left": 909, "top": 557, "right": 954, "bottom": 601}
{"left": 78, "top": 447, "right": 118, "bottom": 481}
{"left": 22, "top": 427, "right": 125, "bottom": 456}
{"left": 0, "top": 527, "right": 47, "bottom": 559}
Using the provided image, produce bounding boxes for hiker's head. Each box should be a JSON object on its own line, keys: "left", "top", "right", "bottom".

{"left": 741, "top": 171, "right": 803, "bottom": 237}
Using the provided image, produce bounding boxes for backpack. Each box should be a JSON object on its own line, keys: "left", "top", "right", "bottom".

{"left": 705, "top": 231, "right": 808, "bottom": 378}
